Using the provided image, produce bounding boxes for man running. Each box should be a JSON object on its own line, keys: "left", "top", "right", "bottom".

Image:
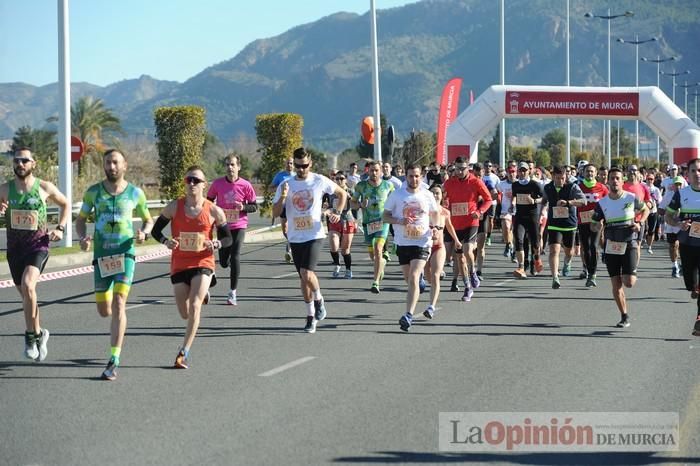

{"left": 0, "top": 148, "right": 70, "bottom": 361}
{"left": 497, "top": 164, "right": 517, "bottom": 261}
{"left": 383, "top": 164, "right": 440, "bottom": 332}
{"left": 481, "top": 161, "right": 500, "bottom": 246}
{"left": 591, "top": 167, "right": 648, "bottom": 328}
{"left": 664, "top": 158, "right": 700, "bottom": 336}
{"left": 272, "top": 147, "right": 347, "bottom": 334}
{"left": 152, "top": 166, "right": 232, "bottom": 368}
{"left": 577, "top": 163, "right": 609, "bottom": 287}
{"left": 207, "top": 154, "right": 257, "bottom": 306}
{"left": 76, "top": 149, "right": 153, "bottom": 381}
{"left": 659, "top": 176, "right": 684, "bottom": 278}
{"left": 541, "top": 166, "right": 586, "bottom": 289}
{"left": 511, "top": 162, "right": 545, "bottom": 278}
{"left": 351, "top": 161, "right": 395, "bottom": 293}
{"left": 271, "top": 157, "right": 294, "bottom": 263}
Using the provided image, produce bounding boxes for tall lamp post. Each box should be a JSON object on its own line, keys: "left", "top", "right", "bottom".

{"left": 584, "top": 9, "right": 633, "bottom": 168}
{"left": 677, "top": 81, "right": 700, "bottom": 114}
{"left": 690, "top": 92, "right": 700, "bottom": 123}
{"left": 616, "top": 35, "right": 656, "bottom": 160}
{"left": 660, "top": 69, "right": 691, "bottom": 105}
{"left": 641, "top": 55, "right": 677, "bottom": 163}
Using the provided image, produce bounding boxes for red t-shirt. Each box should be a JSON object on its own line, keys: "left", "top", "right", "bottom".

{"left": 577, "top": 181, "right": 609, "bottom": 224}
{"left": 443, "top": 174, "right": 492, "bottom": 229}
{"left": 171, "top": 199, "right": 216, "bottom": 275}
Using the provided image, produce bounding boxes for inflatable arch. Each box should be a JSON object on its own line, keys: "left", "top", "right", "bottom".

{"left": 446, "top": 85, "right": 700, "bottom": 166}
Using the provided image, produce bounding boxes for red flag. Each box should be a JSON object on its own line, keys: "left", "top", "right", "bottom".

{"left": 435, "top": 78, "right": 463, "bottom": 165}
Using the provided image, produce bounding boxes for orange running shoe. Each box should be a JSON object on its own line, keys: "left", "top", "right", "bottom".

{"left": 174, "top": 350, "right": 189, "bottom": 369}
{"left": 534, "top": 258, "right": 544, "bottom": 273}
{"left": 513, "top": 268, "right": 527, "bottom": 279}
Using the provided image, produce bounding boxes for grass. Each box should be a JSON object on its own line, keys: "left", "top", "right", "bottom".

{"left": 0, "top": 238, "right": 162, "bottom": 263}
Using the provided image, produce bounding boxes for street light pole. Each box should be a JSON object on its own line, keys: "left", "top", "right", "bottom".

{"left": 660, "top": 69, "right": 691, "bottom": 105}
{"left": 617, "top": 35, "right": 656, "bottom": 160}
{"left": 641, "top": 55, "right": 677, "bottom": 163}
{"left": 691, "top": 92, "right": 700, "bottom": 123}
{"left": 499, "top": 0, "right": 505, "bottom": 168}
{"left": 677, "top": 82, "right": 700, "bottom": 114}
{"left": 584, "top": 9, "right": 633, "bottom": 168}
{"left": 369, "top": 0, "right": 382, "bottom": 162}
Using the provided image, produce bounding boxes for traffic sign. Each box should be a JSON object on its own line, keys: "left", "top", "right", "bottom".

{"left": 70, "top": 136, "right": 84, "bottom": 162}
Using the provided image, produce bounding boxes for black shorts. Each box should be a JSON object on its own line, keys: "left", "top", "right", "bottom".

{"left": 455, "top": 226, "right": 479, "bottom": 245}
{"left": 477, "top": 217, "right": 486, "bottom": 234}
{"left": 667, "top": 232, "right": 679, "bottom": 244}
{"left": 443, "top": 229, "right": 453, "bottom": 244}
{"left": 485, "top": 204, "right": 496, "bottom": 218}
{"left": 396, "top": 245, "right": 431, "bottom": 265}
{"left": 290, "top": 239, "right": 323, "bottom": 272}
{"left": 547, "top": 230, "right": 575, "bottom": 248}
{"left": 604, "top": 241, "right": 639, "bottom": 277}
{"left": 171, "top": 267, "right": 215, "bottom": 286}
{"left": 8, "top": 249, "right": 49, "bottom": 286}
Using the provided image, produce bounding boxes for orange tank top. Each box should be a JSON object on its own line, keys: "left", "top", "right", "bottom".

{"left": 171, "top": 198, "right": 216, "bottom": 275}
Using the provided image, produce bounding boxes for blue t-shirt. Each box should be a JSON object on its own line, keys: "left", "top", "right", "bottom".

{"left": 271, "top": 170, "right": 292, "bottom": 188}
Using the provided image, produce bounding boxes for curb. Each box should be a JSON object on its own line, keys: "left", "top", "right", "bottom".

{"left": 0, "top": 225, "right": 285, "bottom": 281}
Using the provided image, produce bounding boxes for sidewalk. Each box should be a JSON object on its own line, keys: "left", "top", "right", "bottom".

{"left": 0, "top": 225, "right": 285, "bottom": 280}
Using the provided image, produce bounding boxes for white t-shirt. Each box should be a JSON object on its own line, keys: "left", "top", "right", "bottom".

{"left": 659, "top": 189, "right": 680, "bottom": 234}
{"left": 383, "top": 186, "right": 439, "bottom": 247}
{"left": 497, "top": 179, "right": 514, "bottom": 215}
{"left": 273, "top": 173, "right": 336, "bottom": 243}
{"left": 347, "top": 174, "right": 361, "bottom": 189}
{"left": 383, "top": 176, "right": 402, "bottom": 190}
{"left": 661, "top": 176, "right": 687, "bottom": 192}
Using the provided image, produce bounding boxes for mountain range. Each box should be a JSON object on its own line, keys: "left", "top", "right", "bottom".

{"left": 1, "top": 0, "right": 699, "bottom": 152}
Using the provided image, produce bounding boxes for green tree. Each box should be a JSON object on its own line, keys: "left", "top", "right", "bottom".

{"left": 534, "top": 148, "right": 551, "bottom": 167}
{"left": 154, "top": 105, "right": 207, "bottom": 200}
{"left": 256, "top": 113, "right": 304, "bottom": 214}
{"left": 306, "top": 147, "right": 328, "bottom": 174}
{"left": 399, "top": 130, "right": 434, "bottom": 167}
{"left": 486, "top": 125, "right": 511, "bottom": 163}
{"left": 511, "top": 146, "right": 535, "bottom": 162}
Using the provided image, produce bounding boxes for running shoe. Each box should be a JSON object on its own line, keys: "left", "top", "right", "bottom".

{"left": 503, "top": 245, "right": 510, "bottom": 257}
{"left": 450, "top": 280, "right": 460, "bottom": 292}
{"left": 552, "top": 277, "right": 561, "bottom": 289}
{"left": 314, "top": 298, "right": 327, "bottom": 321}
{"left": 561, "top": 262, "right": 571, "bottom": 277}
{"left": 284, "top": 250, "right": 292, "bottom": 264}
{"left": 227, "top": 289, "right": 237, "bottom": 306}
{"left": 585, "top": 275, "right": 597, "bottom": 288}
{"left": 693, "top": 315, "right": 700, "bottom": 336}
{"left": 579, "top": 271, "right": 588, "bottom": 280}
{"left": 370, "top": 282, "right": 380, "bottom": 294}
{"left": 399, "top": 313, "right": 412, "bottom": 332}
{"left": 36, "top": 328, "right": 49, "bottom": 362}
{"left": 469, "top": 272, "right": 480, "bottom": 289}
{"left": 24, "top": 332, "right": 38, "bottom": 360}
{"left": 672, "top": 265, "right": 680, "bottom": 278}
{"left": 534, "top": 258, "right": 544, "bottom": 273}
{"left": 615, "top": 314, "right": 631, "bottom": 328}
{"left": 692, "top": 288, "right": 700, "bottom": 300}
{"left": 304, "top": 316, "right": 317, "bottom": 334}
{"left": 344, "top": 269, "right": 353, "bottom": 279}
{"left": 513, "top": 268, "right": 527, "bottom": 279}
{"left": 174, "top": 350, "right": 189, "bottom": 369}
{"left": 647, "top": 247, "right": 654, "bottom": 255}
{"left": 101, "top": 357, "right": 119, "bottom": 381}
{"left": 486, "top": 237, "right": 492, "bottom": 246}
{"left": 423, "top": 305, "right": 435, "bottom": 320}
{"left": 476, "top": 270, "right": 483, "bottom": 280}
{"left": 332, "top": 265, "right": 342, "bottom": 278}
{"left": 419, "top": 275, "right": 427, "bottom": 293}
{"left": 461, "top": 287, "right": 474, "bottom": 302}
{"left": 382, "top": 250, "right": 392, "bottom": 262}
{"left": 439, "top": 270, "right": 446, "bottom": 279}
{"left": 510, "top": 251, "right": 517, "bottom": 263}
{"left": 446, "top": 260, "right": 454, "bottom": 268}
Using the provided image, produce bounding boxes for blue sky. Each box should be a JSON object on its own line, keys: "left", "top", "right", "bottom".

{"left": 0, "top": 0, "right": 417, "bottom": 87}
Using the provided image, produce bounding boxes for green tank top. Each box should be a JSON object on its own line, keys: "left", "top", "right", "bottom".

{"left": 6, "top": 178, "right": 49, "bottom": 254}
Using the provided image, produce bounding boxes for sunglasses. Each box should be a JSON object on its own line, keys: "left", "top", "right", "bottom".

{"left": 13, "top": 158, "right": 33, "bottom": 165}
{"left": 335, "top": 177, "right": 346, "bottom": 181}
{"left": 455, "top": 165, "right": 469, "bottom": 171}
{"left": 294, "top": 163, "right": 310, "bottom": 169}
{"left": 184, "top": 176, "right": 205, "bottom": 185}
{"left": 518, "top": 167, "right": 528, "bottom": 171}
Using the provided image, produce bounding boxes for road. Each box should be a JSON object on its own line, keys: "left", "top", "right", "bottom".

{"left": 1, "top": 238, "right": 699, "bottom": 465}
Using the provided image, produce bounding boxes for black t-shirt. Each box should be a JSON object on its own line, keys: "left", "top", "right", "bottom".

{"left": 511, "top": 180, "right": 544, "bottom": 218}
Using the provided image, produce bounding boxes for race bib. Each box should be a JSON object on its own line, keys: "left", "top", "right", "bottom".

{"left": 605, "top": 240, "right": 627, "bottom": 255}
{"left": 579, "top": 210, "right": 594, "bottom": 224}
{"left": 293, "top": 216, "right": 313, "bottom": 231}
{"left": 516, "top": 193, "right": 531, "bottom": 205}
{"left": 451, "top": 202, "right": 468, "bottom": 216}
{"left": 689, "top": 222, "right": 700, "bottom": 239}
{"left": 404, "top": 224, "right": 425, "bottom": 239}
{"left": 224, "top": 209, "right": 240, "bottom": 223}
{"left": 11, "top": 209, "right": 38, "bottom": 231}
{"left": 98, "top": 254, "right": 125, "bottom": 278}
{"left": 552, "top": 206, "right": 569, "bottom": 219}
{"left": 367, "top": 220, "right": 383, "bottom": 235}
{"left": 179, "top": 232, "right": 205, "bottom": 252}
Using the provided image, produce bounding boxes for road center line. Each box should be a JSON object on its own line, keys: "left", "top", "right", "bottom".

{"left": 493, "top": 278, "right": 515, "bottom": 287}
{"left": 272, "top": 272, "right": 299, "bottom": 279}
{"left": 126, "top": 300, "right": 162, "bottom": 310}
{"left": 258, "top": 356, "right": 316, "bottom": 377}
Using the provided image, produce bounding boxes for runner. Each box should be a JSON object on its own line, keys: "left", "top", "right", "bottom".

{"left": 471, "top": 163, "right": 490, "bottom": 279}
{"left": 422, "top": 183, "right": 461, "bottom": 319}
{"left": 351, "top": 161, "right": 394, "bottom": 293}
{"left": 272, "top": 147, "right": 347, "bottom": 333}
{"left": 591, "top": 167, "right": 648, "bottom": 328}
{"left": 623, "top": 164, "right": 652, "bottom": 266}
{"left": 511, "top": 162, "right": 545, "bottom": 278}
{"left": 206, "top": 154, "right": 257, "bottom": 306}
{"left": 382, "top": 164, "right": 440, "bottom": 332}
{"left": 576, "top": 163, "right": 609, "bottom": 287}
{"left": 644, "top": 173, "right": 662, "bottom": 255}
{"left": 151, "top": 166, "right": 231, "bottom": 368}
{"left": 481, "top": 161, "right": 500, "bottom": 246}
{"left": 326, "top": 171, "right": 356, "bottom": 279}
{"left": 270, "top": 157, "right": 294, "bottom": 263}
{"left": 497, "top": 165, "right": 517, "bottom": 262}
{"left": 0, "top": 148, "right": 70, "bottom": 361}
{"left": 658, "top": 176, "right": 684, "bottom": 277}
{"left": 664, "top": 158, "right": 700, "bottom": 336}
{"left": 443, "top": 157, "right": 492, "bottom": 301}
{"left": 75, "top": 149, "right": 154, "bottom": 381}
{"left": 541, "top": 166, "right": 586, "bottom": 289}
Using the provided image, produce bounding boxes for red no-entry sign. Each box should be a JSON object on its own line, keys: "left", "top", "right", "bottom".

{"left": 70, "top": 136, "right": 84, "bottom": 162}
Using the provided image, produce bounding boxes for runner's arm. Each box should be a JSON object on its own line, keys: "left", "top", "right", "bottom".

{"left": 43, "top": 181, "right": 70, "bottom": 229}
{"left": 151, "top": 201, "right": 177, "bottom": 244}
{"left": 271, "top": 183, "right": 287, "bottom": 218}
{"left": 212, "top": 205, "right": 233, "bottom": 249}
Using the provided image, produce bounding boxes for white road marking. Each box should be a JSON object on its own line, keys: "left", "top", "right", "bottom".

{"left": 272, "top": 272, "right": 299, "bottom": 279}
{"left": 126, "top": 300, "right": 162, "bottom": 310}
{"left": 258, "top": 356, "right": 316, "bottom": 377}
{"left": 493, "top": 278, "right": 515, "bottom": 287}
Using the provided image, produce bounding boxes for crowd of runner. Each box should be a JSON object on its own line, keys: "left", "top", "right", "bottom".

{"left": 3, "top": 147, "right": 699, "bottom": 380}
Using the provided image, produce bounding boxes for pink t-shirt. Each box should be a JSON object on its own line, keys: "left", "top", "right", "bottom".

{"left": 207, "top": 176, "right": 257, "bottom": 230}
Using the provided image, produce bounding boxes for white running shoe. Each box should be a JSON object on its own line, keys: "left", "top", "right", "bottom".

{"left": 24, "top": 332, "right": 38, "bottom": 360}
{"left": 227, "top": 289, "right": 237, "bottom": 306}
{"left": 37, "top": 328, "right": 50, "bottom": 362}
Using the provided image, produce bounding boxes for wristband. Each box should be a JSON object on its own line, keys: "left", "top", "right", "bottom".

{"left": 56, "top": 224, "right": 66, "bottom": 232}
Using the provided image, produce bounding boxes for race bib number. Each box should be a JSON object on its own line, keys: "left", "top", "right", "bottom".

{"left": 367, "top": 220, "right": 383, "bottom": 235}
{"left": 98, "top": 254, "right": 125, "bottom": 278}
{"left": 224, "top": 209, "right": 240, "bottom": 223}
{"left": 552, "top": 206, "right": 569, "bottom": 219}
{"left": 404, "top": 224, "right": 425, "bottom": 239}
{"left": 11, "top": 209, "right": 38, "bottom": 231}
{"left": 579, "top": 210, "right": 594, "bottom": 224}
{"left": 689, "top": 222, "right": 700, "bottom": 239}
{"left": 605, "top": 240, "right": 627, "bottom": 255}
{"left": 516, "top": 193, "right": 531, "bottom": 205}
{"left": 180, "top": 232, "right": 205, "bottom": 252}
{"left": 293, "top": 216, "right": 313, "bottom": 231}
{"left": 450, "top": 202, "right": 468, "bottom": 216}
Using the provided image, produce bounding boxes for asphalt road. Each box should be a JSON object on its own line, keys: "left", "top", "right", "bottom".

{"left": 1, "top": 238, "right": 699, "bottom": 465}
